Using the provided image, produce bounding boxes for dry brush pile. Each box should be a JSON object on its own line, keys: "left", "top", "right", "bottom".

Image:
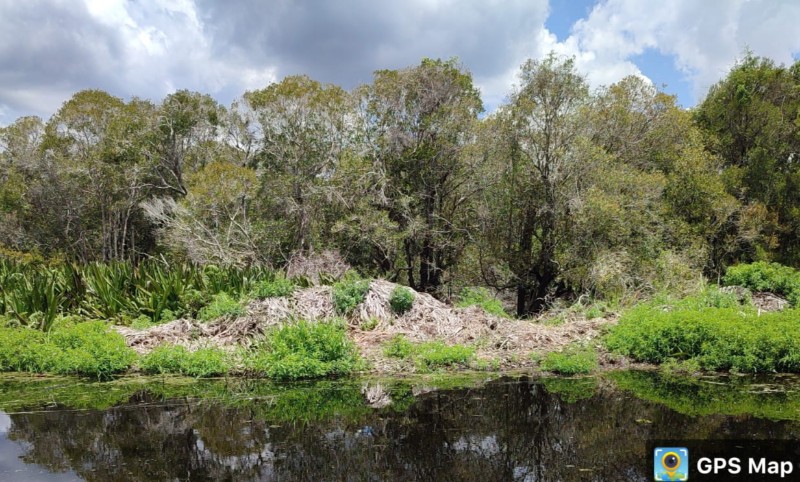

{"left": 115, "top": 279, "right": 616, "bottom": 365}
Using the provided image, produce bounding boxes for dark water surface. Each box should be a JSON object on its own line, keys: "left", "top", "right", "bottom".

{"left": 1, "top": 371, "right": 799, "bottom": 481}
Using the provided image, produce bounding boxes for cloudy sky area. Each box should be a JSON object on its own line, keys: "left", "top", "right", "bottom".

{"left": 1, "top": 0, "right": 800, "bottom": 125}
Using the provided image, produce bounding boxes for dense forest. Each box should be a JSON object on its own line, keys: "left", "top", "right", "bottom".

{"left": 2, "top": 52, "right": 799, "bottom": 317}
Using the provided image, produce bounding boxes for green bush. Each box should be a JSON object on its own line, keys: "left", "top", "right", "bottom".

{"left": 723, "top": 261, "right": 800, "bottom": 306}
{"left": 384, "top": 335, "right": 415, "bottom": 359}
{"left": 383, "top": 335, "right": 475, "bottom": 370}
{"left": 49, "top": 321, "right": 137, "bottom": 378}
{"left": 456, "top": 287, "right": 510, "bottom": 318}
{"left": 539, "top": 345, "right": 598, "bottom": 375}
{"left": 247, "top": 320, "right": 362, "bottom": 380}
{"left": 140, "top": 345, "right": 229, "bottom": 377}
{"left": 0, "top": 322, "right": 136, "bottom": 378}
{"left": 389, "top": 286, "right": 414, "bottom": 314}
{"left": 605, "top": 300, "right": 800, "bottom": 373}
{"left": 198, "top": 292, "right": 244, "bottom": 321}
{"left": 250, "top": 277, "right": 295, "bottom": 299}
{"left": 332, "top": 277, "right": 370, "bottom": 315}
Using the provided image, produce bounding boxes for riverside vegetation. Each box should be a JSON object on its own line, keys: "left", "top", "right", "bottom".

{"left": 2, "top": 52, "right": 800, "bottom": 379}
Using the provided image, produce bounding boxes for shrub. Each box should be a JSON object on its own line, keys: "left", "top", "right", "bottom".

{"left": 723, "top": 262, "right": 800, "bottom": 306}
{"left": 605, "top": 300, "right": 800, "bottom": 373}
{"left": 456, "top": 287, "right": 510, "bottom": 318}
{"left": 248, "top": 320, "right": 361, "bottom": 380}
{"left": 389, "top": 286, "right": 414, "bottom": 315}
{"left": 539, "top": 345, "right": 598, "bottom": 375}
{"left": 198, "top": 292, "right": 244, "bottom": 321}
{"left": 250, "top": 277, "right": 295, "bottom": 299}
{"left": 140, "top": 345, "right": 229, "bottom": 377}
{"left": 0, "top": 321, "right": 137, "bottom": 378}
{"left": 49, "top": 321, "right": 137, "bottom": 378}
{"left": 332, "top": 277, "right": 370, "bottom": 315}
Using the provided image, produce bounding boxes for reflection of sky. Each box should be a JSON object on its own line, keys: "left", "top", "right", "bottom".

{"left": 0, "top": 411, "right": 81, "bottom": 482}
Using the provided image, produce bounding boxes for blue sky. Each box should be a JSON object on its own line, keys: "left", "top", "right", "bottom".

{"left": 1, "top": 0, "right": 800, "bottom": 123}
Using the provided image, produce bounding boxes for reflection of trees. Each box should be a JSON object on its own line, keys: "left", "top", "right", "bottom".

{"left": 6, "top": 376, "right": 800, "bottom": 481}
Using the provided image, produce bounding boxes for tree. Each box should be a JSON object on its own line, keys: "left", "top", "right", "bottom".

{"left": 357, "top": 58, "right": 483, "bottom": 294}
{"left": 142, "top": 160, "right": 262, "bottom": 266}
{"left": 243, "top": 75, "right": 351, "bottom": 256}
{"left": 479, "top": 55, "right": 589, "bottom": 315}
{"left": 695, "top": 53, "right": 800, "bottom": 265}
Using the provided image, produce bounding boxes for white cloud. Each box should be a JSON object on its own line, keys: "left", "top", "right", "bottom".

{"left": 547, "top": 0, "right": 800, "bottom": 102}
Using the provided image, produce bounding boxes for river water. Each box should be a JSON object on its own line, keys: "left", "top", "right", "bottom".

{"left": 0, "top": 371, "right": 798, "bottom": 481}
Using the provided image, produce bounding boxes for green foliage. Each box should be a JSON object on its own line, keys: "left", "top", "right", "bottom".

{"left": 539, "top": 345, "right": 598, "bottom": 375}
{"left": 247, "top": 320, "right": 361, "bottom": 380}
{"left": 383, "top": 335, "right": 475, "bottom": 370}
{"left": 359, "top": 317, "right": 379, "bottom": 331}
{"left": 605, "top": 294, "right": 800, "bottom": 372}
{"left": 332, "top": 277, "right": 370, "bottom": 315}
{"left": 389, "top": 286, "right": 414, "bottom": 314}
{"left": 250, "top": 277, "right": 295, "bottom": 299}
{"left": 724, "top": 262, "right": 800, "bottom": 305}
{"left": 456, "top": 287, "right": 509, "bottom": 318}
{"left": 0, "top": 258, "right": 273, "bottom": 329}
{"left": 197, "top": 292, "right": 244, "bottom": 321}
{"left": 383, "top": 335, "right": 414, "bottom": 359}
{"left": 140, "top": 345, "right": 229, "bottom": 377}
{"left": 541, "top": 376, "right": 599, "bottom": 403}
{"left": 0, "top": 321, "right": 136, "bottom": 379}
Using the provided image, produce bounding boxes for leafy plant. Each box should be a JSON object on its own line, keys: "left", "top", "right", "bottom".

{"left": 383, "top": 335, "right": 474, "bottom": 370}
{"left": 140, "top": 345, "right": 229, "bottom": 377}
{"left": 198, "top": 292, "right": 244, "bottom": 321}
{"left": 456, "top": 287, "right": 510, "bottom": 318}
{"left": 389, "top": 286, "right": 414, "bottom": 314}
{"left": 250, "top": 277, "right": 295, "bottom": 299}
{"left": 332, "top": 277, "right": 370, "bottom": 315}
{"left": 247, "top": 319, "right": 362, "bottom": 380}
{"left": 539, "top": 345, "right": 598, "bottom": 375}
{"left": 724, "top": 262, "right": 800, "bottom": 306}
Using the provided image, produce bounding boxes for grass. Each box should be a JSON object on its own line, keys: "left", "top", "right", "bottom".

{"left": 0, "top": 321, "right": 137, "bottom": 379}
{"left": 383, "top": 335, "right": 475, "bottom": 371}
{"left": 332, "top": 276, "right": 371, "bottom": 315}
{"left": 246, "top": 319, "right": 362, "bottom": 380}
{"left": 605, "top": 288, "right": 800, "bottom": 373}
{"left": 538, "top": 345, "right": 598, "bottom": 375}
{"left": 456, "top": 287, "right": 510, "bottom": 318}
{"left": 139, "top": 345, "right": 229, "bottom": 377}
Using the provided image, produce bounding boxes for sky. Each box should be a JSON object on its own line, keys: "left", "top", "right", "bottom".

{"left": 1, "top": 0, "right": 800, "bottom": 125}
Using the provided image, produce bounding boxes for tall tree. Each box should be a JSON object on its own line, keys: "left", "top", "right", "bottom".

{"left": 480, "top": 55, "right": 589, "bottom": 315}
{"left": 358, "top": 58, "right": 483, "bottom": 294}
{"left": 243, "top": 75, "right": 351, "bottom": 257}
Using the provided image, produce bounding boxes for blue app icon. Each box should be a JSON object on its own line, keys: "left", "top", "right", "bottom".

{"left": 654, "top": 447, "right": 689, "bottom": 481}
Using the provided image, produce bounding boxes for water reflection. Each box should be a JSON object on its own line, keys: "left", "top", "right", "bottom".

{"left": 1, "top": 372, "right": 799, "bottom": 481}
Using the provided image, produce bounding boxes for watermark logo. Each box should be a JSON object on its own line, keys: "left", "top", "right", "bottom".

{"left": 654, "top": 447, "right": 689, "bottom": 481}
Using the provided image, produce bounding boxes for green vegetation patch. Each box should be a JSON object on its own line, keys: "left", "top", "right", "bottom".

{"left": 541, "top": 376, "right": 599, "bottom": 403}
{"left": 724, "top": 261, "right": 800, "bottom": 306}
{"left": 383, "top": 335, "right": 475, "bottom": 371}
{"left": 605, "top": 290, "right": 800, "bottom": 372}
{"left": 539, "top": 345, "right": 598, "bottom": 375}
{"left": 389, "top": 286, "right": 414, "bottom": 315}
{"left": 0, "top": 321, "right": 136, "bottom": 379}
{"left": 139, "top": 345, "right": 229, "bottom": 377}
{"left": 197, "top": 292, "right": 245, "bottom": 321}
{"left": 608, "top": 370, "right": 800, "bottom": 422}
{"left": 332, "top": 277, "right": 371, "bottom": 315}
{"left": 246, "top": 319, "right": 362, "bottom": 380}
{"left": 250, "top": 277, "right": 295, "bottom": 299}
{"left": 456, "top": 287, "right": 510, "bottom": 318}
